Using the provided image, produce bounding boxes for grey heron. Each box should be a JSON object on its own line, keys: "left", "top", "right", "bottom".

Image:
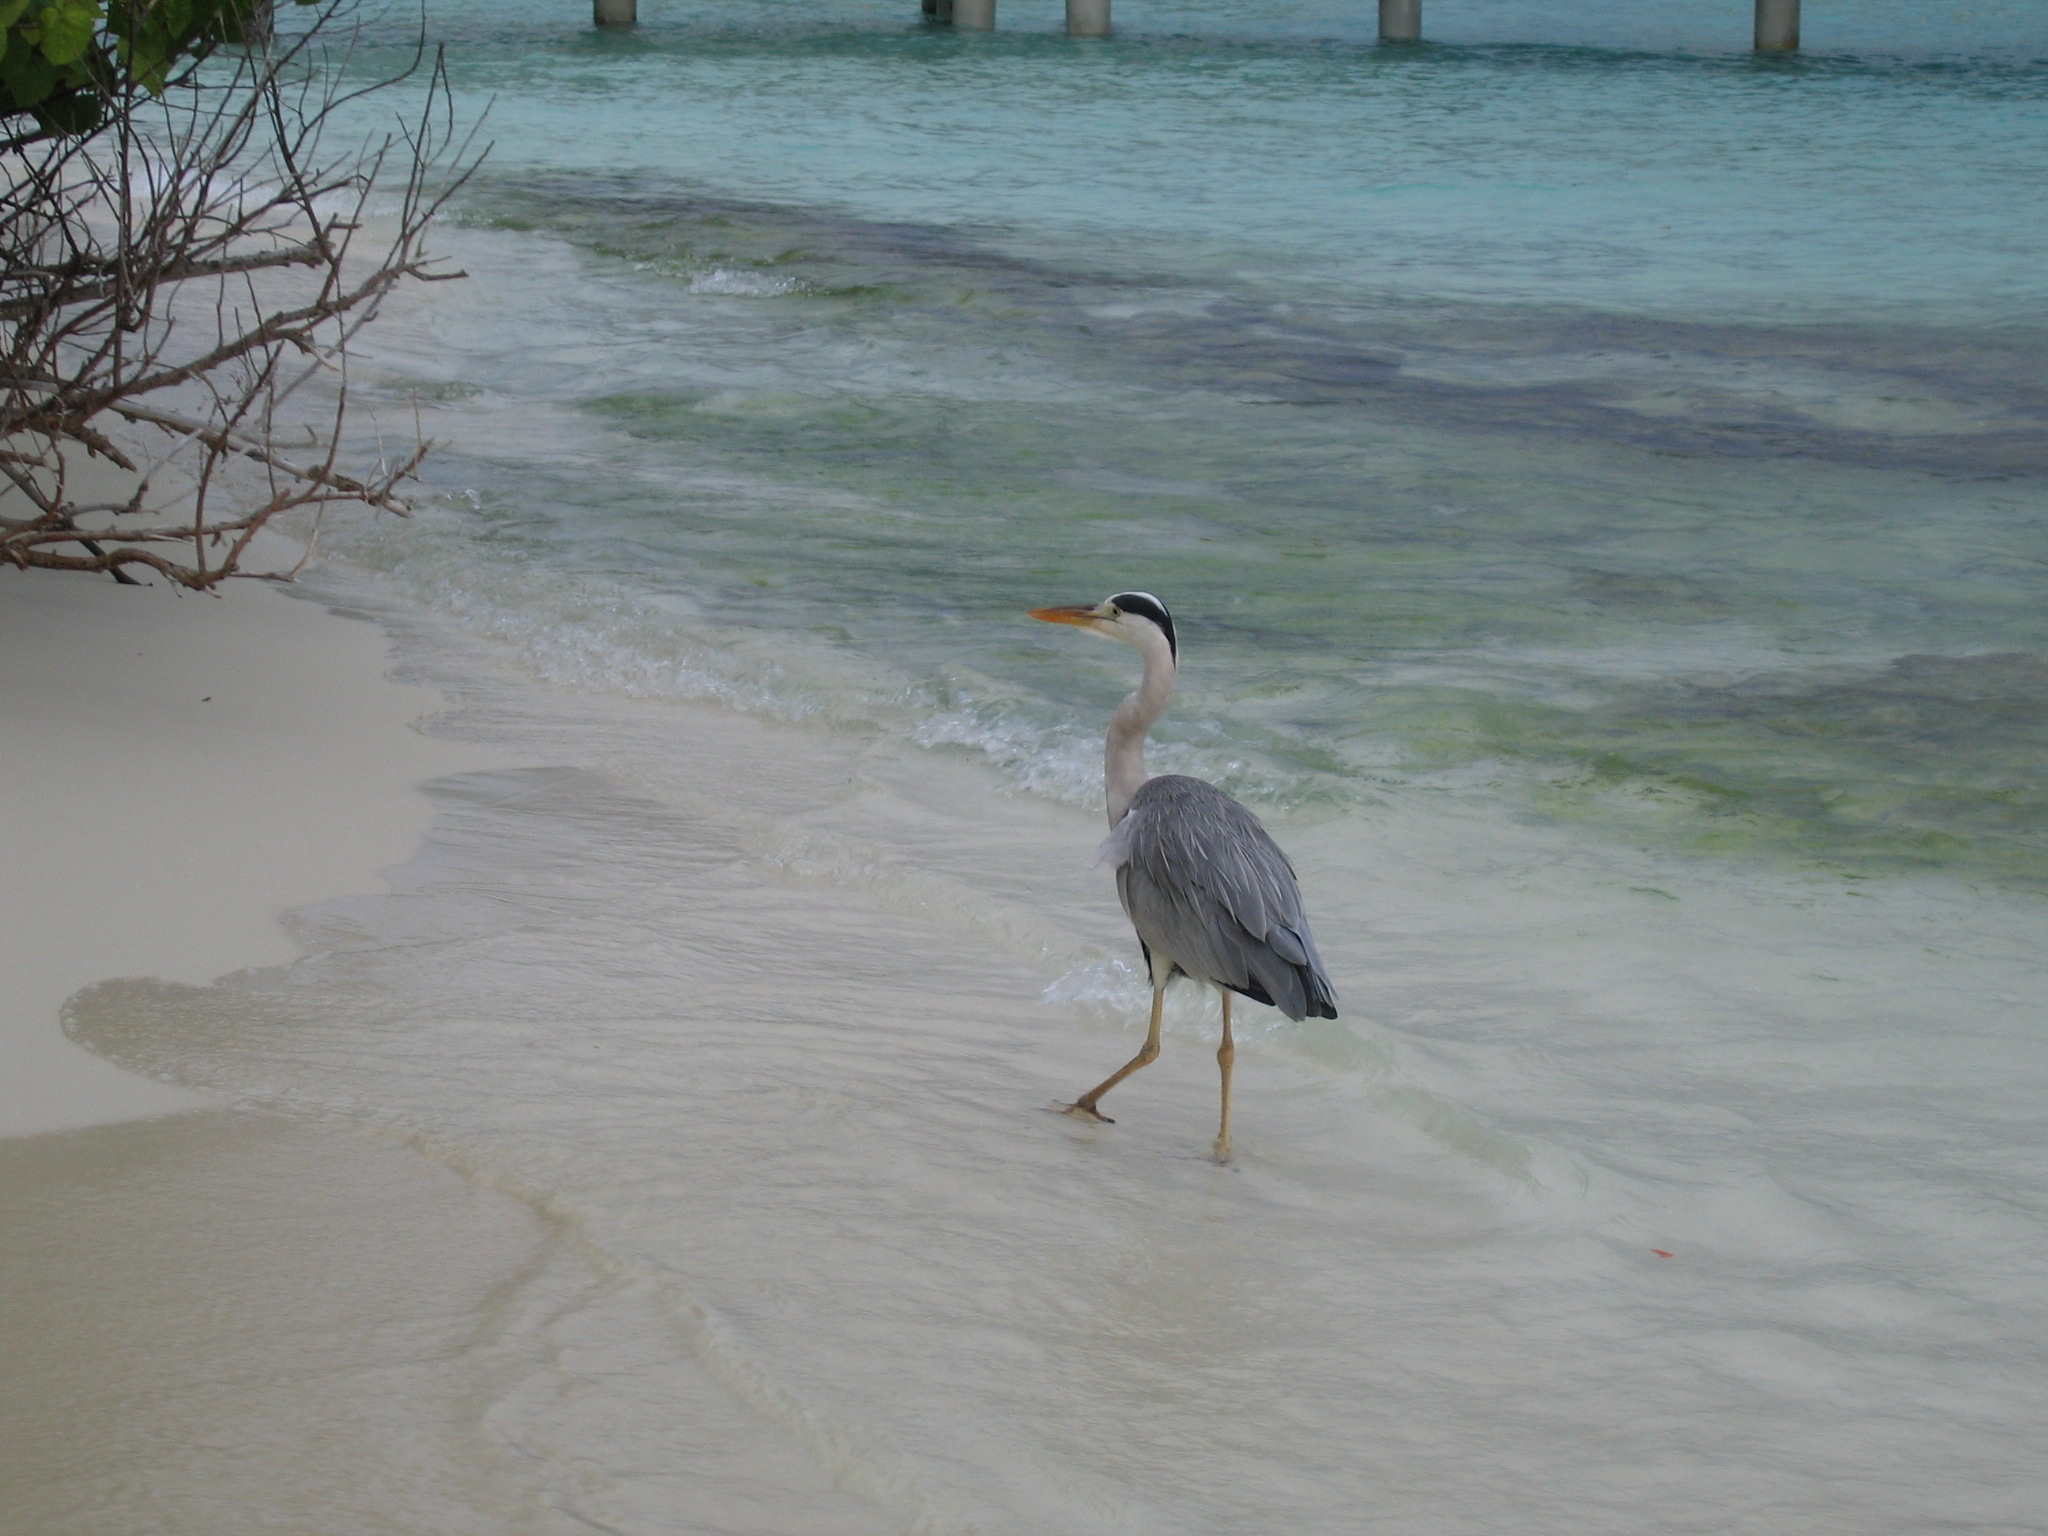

{"left": 1031, "top": 592, "right": 1337, "bottom": 1161}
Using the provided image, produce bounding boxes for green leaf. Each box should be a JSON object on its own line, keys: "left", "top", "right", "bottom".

{"left": 4, "top": 0, "right": 302, "bottom": 132}
{"left": 31, "top": 0, "right": 102, "bottom": 68}
{"left": 33, "top": 81, "right": 101, "bottom": 131}
{"left": 0, "top": 37, "right": 58, "bottom": 109}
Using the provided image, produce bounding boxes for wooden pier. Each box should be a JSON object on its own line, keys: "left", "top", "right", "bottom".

{"left": 594, "top": 2, "right": 1806, "bottom": 53}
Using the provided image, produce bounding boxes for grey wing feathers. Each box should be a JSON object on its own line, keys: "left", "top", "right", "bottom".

{"left": 1112, "top": 775, "right": 1338, "bottom": 1021}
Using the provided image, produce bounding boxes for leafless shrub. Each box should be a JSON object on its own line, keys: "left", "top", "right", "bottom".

{"left": 1, "top": 5, "right": 480, "bottom": 588}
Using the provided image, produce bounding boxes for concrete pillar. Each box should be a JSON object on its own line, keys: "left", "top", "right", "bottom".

{"left": 1067, "top": 0, "right": 1110, "bottom": 36}
{"left": 1378, "top": 0, "right": 1420, "bottom": 44}
{"left": 953, "top": 0, "right": 994, "bottom": 27}
{"left": 594, "top": 0, "right": 637, "bottom": 27}
{"left": 1754, "top": 0, "right": 1798, "bottom": 51}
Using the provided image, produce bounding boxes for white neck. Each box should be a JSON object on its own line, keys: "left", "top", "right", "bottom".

{"left": 1105, "top": 625, "right": 1177, "bottom": 825}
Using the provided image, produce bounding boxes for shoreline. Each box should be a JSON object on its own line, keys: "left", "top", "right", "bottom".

{"left": 9, "top": 536, "right": 2045, "bottom": 1532}
{"left": 0, "top": 559, "right": 497, "bottom": 1140}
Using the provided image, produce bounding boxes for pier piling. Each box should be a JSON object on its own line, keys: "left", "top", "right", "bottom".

{"left": 952, "top": 0, "right": 995, "bottom": 27}
{"left": 593, "top": 0, "right": 637, "bottom": 26}
{"left": 1067, "top": 0, "right": 1110, "bottom": 36}
{"left": 1754, "top": 0, "right": 1799, "bottom": 51}
{"left": 1378, "top": 0, "right": 1421, "bottom": 44}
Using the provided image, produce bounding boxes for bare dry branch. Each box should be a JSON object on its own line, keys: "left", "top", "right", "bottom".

{"left": 2, "top": 4, "right": 480, "bottom": 590}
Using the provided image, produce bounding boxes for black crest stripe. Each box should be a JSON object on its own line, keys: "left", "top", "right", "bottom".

{"left": 1108, "top": 591, "right": 1176, "bottom": 659}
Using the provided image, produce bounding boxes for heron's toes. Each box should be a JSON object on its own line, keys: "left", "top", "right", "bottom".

{"left": 1061, "top": 1102, "right": 1113, "bottom": 1124}
{"left": 1212, "top": 1135, "right": 1232, "bottom": 1163}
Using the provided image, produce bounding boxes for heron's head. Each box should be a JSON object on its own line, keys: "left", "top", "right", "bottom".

{"left": 1029, "top": 591, "right": 1177, "bottom": 661}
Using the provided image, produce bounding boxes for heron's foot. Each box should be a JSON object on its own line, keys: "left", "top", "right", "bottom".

{"left": 1061, "top": 1101, "right": 1113, "bottom": 1124}
{"left": 1212, "top": 1133, "right": 1232, "bottom": 1163}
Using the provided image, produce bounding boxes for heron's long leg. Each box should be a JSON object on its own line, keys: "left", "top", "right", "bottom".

{"left": 1065, "top": 984, "right": 1165, "bottom": 1123}
{"left": 1214, "top": 992, "right": 1235, "bottom": 1162}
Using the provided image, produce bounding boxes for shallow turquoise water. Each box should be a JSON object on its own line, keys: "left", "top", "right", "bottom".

{"left": 407, "top": 1, "right": 2048, "bottom": 323}
{"left": 312, "top": 0, "right": 2048, "bottom": 885}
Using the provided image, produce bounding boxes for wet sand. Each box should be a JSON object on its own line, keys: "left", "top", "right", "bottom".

{"left": 0, "top": 565, "right": 934, "bottom": 1535}
{"left": 0, "top": 1111, "right": 565, "bottom": 1536}
{"left": 0, "top": 563, "right": 547, "bottom": 1532}
{"left": 0, "top": 563, "right": 488, "bottom": 1136}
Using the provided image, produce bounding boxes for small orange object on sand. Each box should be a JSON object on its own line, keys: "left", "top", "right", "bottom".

{"left": 1652, "top": 1250, "right": 1674, "bottom": 1259}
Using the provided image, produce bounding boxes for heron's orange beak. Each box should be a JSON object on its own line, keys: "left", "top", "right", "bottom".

{"left": 1029, "top": 605, "right": 1098, "bottom": 626}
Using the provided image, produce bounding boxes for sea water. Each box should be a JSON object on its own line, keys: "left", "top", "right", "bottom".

{"left": 54, "top": 3, "right": 2048, "bottom": 1531}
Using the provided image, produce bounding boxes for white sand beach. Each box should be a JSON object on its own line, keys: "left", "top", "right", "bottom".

{"left": 0, "top": 564, "right": 576, "bottom": 1535}
{"left": 0, "top": 562, "right": 489, "bottom": 1139}
{"left": 13, "top": 535, "right": 2042, "bottom": 1536}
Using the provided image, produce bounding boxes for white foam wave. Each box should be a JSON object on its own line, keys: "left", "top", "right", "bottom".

{"left": 318, "top": 500, "right": 1328, "bottom": 820}
{"left": 682, "top": 266, "right": 802, "bottom": 297}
